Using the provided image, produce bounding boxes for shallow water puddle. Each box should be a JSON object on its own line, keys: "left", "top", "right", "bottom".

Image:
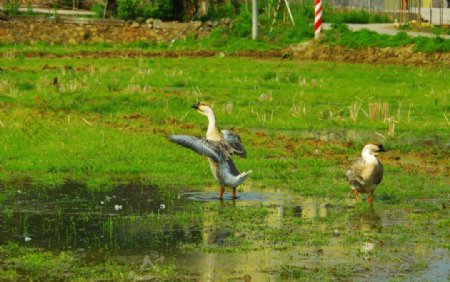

{"left": 0, "top": 183, "right": 448, "bottom": 280}
{"left": 0, "top": 183, "right": 196, "bottom": 253}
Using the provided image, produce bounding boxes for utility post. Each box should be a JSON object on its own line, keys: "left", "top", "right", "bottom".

{"left": 315, "top": 0, "right": 323, "bottom": 39}
{"left": 252, "top": 0, "right": 258, "bottom": 40}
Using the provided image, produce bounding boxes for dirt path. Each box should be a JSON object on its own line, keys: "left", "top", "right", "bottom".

{"left": 287, "top": 41, "right": 450, "bottom": 66}
{"left": 7, "top": 44, "right": 447, "bottom": 66}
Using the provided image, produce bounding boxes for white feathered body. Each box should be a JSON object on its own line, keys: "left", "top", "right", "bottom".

{"left": 346, "top": 149, "right": 384, "bottom": 194}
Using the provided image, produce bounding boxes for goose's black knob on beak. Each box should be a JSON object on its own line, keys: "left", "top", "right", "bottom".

{"left": 191, "top": 102, "right": 200, "bottom": 109}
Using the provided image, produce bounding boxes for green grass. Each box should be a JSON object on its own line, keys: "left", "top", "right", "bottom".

{"left": 323, "top": 24, "right": 450, "bottom": 52}
{"left": 0, "top": 243, "right": 181, "bottom": 281}
{"left": 0, "top": 56, "right": 448, "bottom": 192}
{"left": 0, "top": 54, "right": 448, "bottom": 281}
{"left": 324, "top": 9, "right": 391, "bottom": 24}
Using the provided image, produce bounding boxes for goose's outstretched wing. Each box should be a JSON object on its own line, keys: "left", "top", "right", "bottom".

{"left": 221, "top": 130, "right": 246, "bottom": 158}
{"left": 169, "top": 135, "right": 221, "bottom": 163}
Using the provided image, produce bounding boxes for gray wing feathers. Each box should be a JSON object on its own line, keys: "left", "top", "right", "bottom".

{"left": 170, "top": 134, "right": 252, "bottom": 188}
{"left": 347, "top": 158, "right": 383, "bottom": 187}
{"left": 373, "top": 162, "right": 383, "bottom": 185}
{"left": 347, "top": 158, "right": 366, "bottom": 187}
{"left": 226, "top": 158, "right": 240, "bottom": 176}
{"left": 221, "top": 130, "right": 247, "bottom": 158}
{"left": 346, "top": 170, "right": 365, "bottom": 186}
{"left": 350, "top": 158, "right": 365, "bottom": 176}
{"left": 169, "top": 135, "right": 221, "bottom": 163}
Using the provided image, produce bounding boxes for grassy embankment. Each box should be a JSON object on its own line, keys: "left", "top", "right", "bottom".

{"left": 1, "top": 4, "right": 449, "bottom": 54}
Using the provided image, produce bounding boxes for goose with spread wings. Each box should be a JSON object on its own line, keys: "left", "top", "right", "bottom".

{"left": 346, "top": 142, "right": 385, "bottom": 204}
{"left": 169, "top": 102, "right": 252, "bottom": 200}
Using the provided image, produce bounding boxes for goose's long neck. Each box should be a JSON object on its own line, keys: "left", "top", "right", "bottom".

{"left": 205, "top": 111, "right": 221, "bottom": 141}
{"left": 362, "top": 149, "right": 378, "bottom": 164}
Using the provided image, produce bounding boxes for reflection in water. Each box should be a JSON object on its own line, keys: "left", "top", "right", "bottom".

{"left": 0, "top": 183, "right": 448, "bottom": 280}
{"left": 177, "top": 192, "right": 386, "bottom": 281}
{"left": 0, "top": 182, "right": 203, "bottom": 256}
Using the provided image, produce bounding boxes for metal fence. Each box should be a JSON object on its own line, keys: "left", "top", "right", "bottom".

{"left": 321, "top": 0, "right": 449, "bottom": 9}
{"left": 319, "top": 0, "right": 449, "bottom": 24}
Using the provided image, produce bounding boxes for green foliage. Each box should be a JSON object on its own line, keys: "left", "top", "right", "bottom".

{"left": 270, "top": 16, "right": 314, "bottom": 45}
{"left": 201, "top": 3, "right": 314, "bottom": 46}
{"left": 203, "top": 3, "right": 237, "bottom": 21}
{"left": 413, "top": 36, "right": 450, "bottom": 52}
{"left": 3, "top": 0, "right": 19, "bottom": 16}
{"left": 91, "top": 3, "right": 105, "bottom": 18}
{"left": 231, "top": 9, "right": 252, "bottom": 37}
{"left": 141, "top": 0, "right": 173, "bottom": 20}
{"left": 117, "top": 0, "right": 173, "bottom": 20}
{"left": 324, "top": 9, "right": 391, "bottom": 24}
{"left": 323, "top": 24, "right": 450, "bottom": 52}
{"left": 52, "top": 3, "right": 58, "bottom": 17}
{"left": 293, "top": 2, "right": 315, "bottom": 20}
{"left": 432, "top": 26, "right": 450, "bottom": 36}
{"left": 25, "top": 0, "right": 34, "bottom": 16}
{"left": 117, "top": 0, "right": 139, "bottom": 20}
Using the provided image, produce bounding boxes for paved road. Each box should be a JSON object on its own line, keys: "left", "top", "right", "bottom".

{"left": 323, "top": 23, "right": 450, "bottom": 39}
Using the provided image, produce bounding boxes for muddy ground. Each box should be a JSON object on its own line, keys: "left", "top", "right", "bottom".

{"left": 288, "top": 41, "right": 450, "bottom": 66}
{"left": 8, "top": 41, "right": 449, "bottom": 66}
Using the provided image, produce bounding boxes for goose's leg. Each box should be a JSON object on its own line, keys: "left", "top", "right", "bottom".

{"left": 218, "top": 186, "right": 225, "bottom": 200}
{"left": 368, "top": 192, "right": 374, "bottom": 205}
{"left": 232, "top": 187, "right": 237, "bottom": 199}
{"left": 352, "top": 190, "right": 359, "bottom": 199}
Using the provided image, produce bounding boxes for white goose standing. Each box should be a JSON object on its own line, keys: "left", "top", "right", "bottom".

{"left": 169, "top": 102, "right": 252, "bottom": 200}
{"left": 346, "top": 143, "right": 385, "bottom": 204}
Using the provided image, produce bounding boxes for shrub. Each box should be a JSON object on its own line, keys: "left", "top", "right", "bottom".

{"left": 203, "top": 3, "right": 237, "bottom": 21}
{"left": 323, "top": 24, "right": 450, "bottom": 53}
{"left": 414, "top": 36, "right": 450, "bottom": 52}
{"left": 117, "top": 0, "right": 139, "bottom": 20}
{"left": 25, "top": 0, "right": 34, "bottom": 16}
{"left": 91, "top": 3, "right": 105, "bottom": 18}
{"left": 142, "top": 0, "right": 173, "bottom": 20}
{"left": 231, "top": 9, "right": 252, "bottom": 37}
{"left": 117, "top": 0, "right": 174, "bottom": 21}
{"left": 275, "top": 17, "right": 314, "bottom": 45}
{"left": 324, "top": 9, "right": 390, "bottom": 24}
{"left": 3, "top": 0, "right": 20, "bottom": 16}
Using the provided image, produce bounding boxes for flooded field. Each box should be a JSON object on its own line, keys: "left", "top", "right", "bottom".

{"left": 1, "top": 182, "right": 448, "bottom": 281}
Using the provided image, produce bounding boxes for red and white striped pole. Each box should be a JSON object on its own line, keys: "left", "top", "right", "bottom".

{"left": 314, "top": 0, "right": 323, "bottom": 39}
